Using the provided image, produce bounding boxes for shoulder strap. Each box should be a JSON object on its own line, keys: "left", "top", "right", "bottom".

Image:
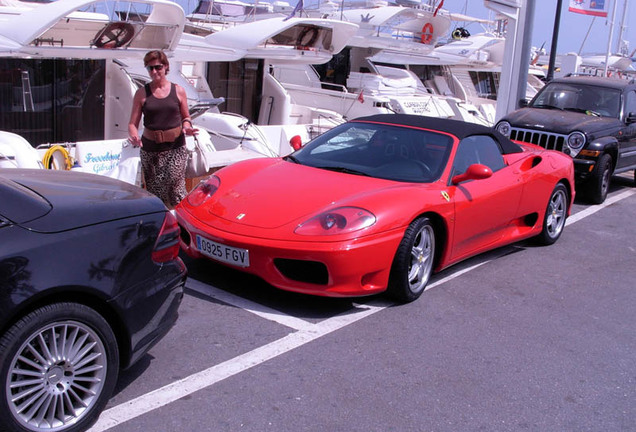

{"left": 144, "top": 83, "right": 152, "bottom": 98}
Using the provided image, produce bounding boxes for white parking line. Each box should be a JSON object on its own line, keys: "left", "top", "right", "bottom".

{"left": 88, "top": 301, "right": 388, "bottom": 432}
{"left": 186, "top": 278, "right": 316, "bottom": 331}
{"left": 566, "top": 189, "right": 636, "bottom": 226}
{"left": 89, "top": 188, "right": 635, "bottom": 431}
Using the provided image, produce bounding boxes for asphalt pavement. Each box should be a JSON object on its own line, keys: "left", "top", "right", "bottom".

{"left": 89, "top": 175, "right": 636, "bottom": 432}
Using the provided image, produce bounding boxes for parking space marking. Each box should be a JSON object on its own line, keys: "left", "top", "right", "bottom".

{"left": 566, "top": 189, "right": 636, "bottom": 226}
{"left": 89, "top": 188, "right": 635, "bottom": 431}
{"left": 186, "top": 278, "right": 316, "bottom": 331}
{"left": 88, "top": 300, "right": 388, "bottom": 432}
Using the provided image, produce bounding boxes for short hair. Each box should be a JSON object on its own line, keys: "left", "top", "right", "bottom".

{"left": 143, "top": 50, "right": 170, "bottom": 74}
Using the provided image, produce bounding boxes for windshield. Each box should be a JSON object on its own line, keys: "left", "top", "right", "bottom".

{"left": 289, "top": 122, "right": 453, "bottom": 183}
{"left": 530, "top": 82, "right": 621, "bottom": 118}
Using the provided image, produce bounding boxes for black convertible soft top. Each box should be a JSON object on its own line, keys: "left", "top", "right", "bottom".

{"left": 354, "top": 114, "right": 523, "bottom": 154}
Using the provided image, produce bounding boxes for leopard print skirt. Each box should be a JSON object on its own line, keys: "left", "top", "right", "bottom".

{"left": 140, "top": 146, "right": 188, "bottom": 208}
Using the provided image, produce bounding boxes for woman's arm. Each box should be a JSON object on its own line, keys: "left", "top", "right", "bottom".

{"left": 176, "top": 84, "right": 198, "bottom": 136}
{"left": 128, "top": 88, "right": 144, "bottom": 146}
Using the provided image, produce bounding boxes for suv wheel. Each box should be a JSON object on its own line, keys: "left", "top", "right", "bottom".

{"left": 589, "top": 154, "right": 612, "bottom": 204}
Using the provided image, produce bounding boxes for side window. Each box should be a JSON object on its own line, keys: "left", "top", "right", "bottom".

{"left": 624, "top": 90, "right": 636, "bottom": 119}
{"left": 453, "top": 135, "right": 505, "bottom": 175}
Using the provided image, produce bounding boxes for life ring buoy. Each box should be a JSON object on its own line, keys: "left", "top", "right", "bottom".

{"left": 93, "top": 22, "right": 135, "bottom": 49}
{"left": 296, "top": 27, "right": 319, "bottom": 48}
{"left": 421, "top": 22, "right": 434, "bottom": 45}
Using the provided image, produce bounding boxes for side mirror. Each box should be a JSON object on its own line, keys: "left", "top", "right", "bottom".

{"left": 452, "top": 164, "right": 493, "bottom": 185}
{"left": 290, "top": 135, "right": 302, "bottom": 151}
{"left": 518, "top": 99, "right": 529, "bottom": 108}
{"left": 626, "top": 112, "right": 636, "bottom": 124}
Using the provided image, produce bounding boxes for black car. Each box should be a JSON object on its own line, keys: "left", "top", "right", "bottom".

{"left": 495, "top": 76, "right": 636, "bottom": 203}
{"left": 0, "top": 169, "right": 186, "bottom": 432}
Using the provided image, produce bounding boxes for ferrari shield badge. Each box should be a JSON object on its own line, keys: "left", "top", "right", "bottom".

{"left": 441, "top": 191, "right": 450, "bottom": 202}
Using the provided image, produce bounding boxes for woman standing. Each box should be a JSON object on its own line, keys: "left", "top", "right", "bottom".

{"left": 128, "top": 50, "right": 198, "bottom": 208}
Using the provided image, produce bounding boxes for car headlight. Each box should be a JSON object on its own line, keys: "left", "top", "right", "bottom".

{"left": 186, "top": 175, "right": 220, "bottom": 207}
{"left": 295, "top": 206, "right": 376, "bottom": 236}
{"left": 495, "top": 121, "right": 511, "bottom": 137}
{"left": 567, "top": 131, "right": 585, "bottom": 149}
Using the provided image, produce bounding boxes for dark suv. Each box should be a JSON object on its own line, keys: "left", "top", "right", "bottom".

{"left": 495, "top": 76, "right": 636, "bottom": 203}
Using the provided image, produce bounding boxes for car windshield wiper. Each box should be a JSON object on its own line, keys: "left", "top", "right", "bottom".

{"left": 318, "top": 166, "right": 370, "bottom": 177}
{"left": 563, "top": 107, "right": 601, "bottom": 116}
{"left": 284, "top": 155, "right": 301, "bottom": 164}
{"left": 531, "top": 103, "right": 564, "bottom": 110}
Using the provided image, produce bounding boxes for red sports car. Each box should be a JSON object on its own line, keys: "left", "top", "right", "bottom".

{"left": 176, "top": 114, "right": 575, "bottom": 302}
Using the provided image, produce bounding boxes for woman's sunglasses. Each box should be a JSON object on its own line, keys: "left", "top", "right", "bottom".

{"left": 146, "top": 64, "right": 165, "bottom": 72}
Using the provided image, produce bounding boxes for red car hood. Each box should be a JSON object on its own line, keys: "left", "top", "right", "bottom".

{"left": 209, "top": 159, "right": 398, "bottom": 229}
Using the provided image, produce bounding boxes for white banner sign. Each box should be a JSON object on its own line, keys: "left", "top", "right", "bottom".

{"left": 569, "top": 0, "right": 609, "bottom": 17}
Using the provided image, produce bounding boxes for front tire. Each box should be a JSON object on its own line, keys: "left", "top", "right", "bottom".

{"left": 536, "top": 183, "right": 568, "bottom": 245}
{"left": 0, "top": 303, "right": 119, "bottom": 432}
{"left": 588, "top": 154, "right": 612, "bottom": 204}
{"left": 387, "top": 217, "right": 436, "bottom": 303}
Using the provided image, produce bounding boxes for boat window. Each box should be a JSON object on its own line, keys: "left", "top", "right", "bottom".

{"left": 0, "top": 59, "right": 105, "bottom": 146}
{"left": 206, "top": 59, "right": 262, "bottom": 123}
{"left": 469, "top": 71, "right": 499, "bottom": 100}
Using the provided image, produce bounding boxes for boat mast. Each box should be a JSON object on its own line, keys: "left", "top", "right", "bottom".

{"left": 603, "top": 0, "right": 618, "bottom": 76}
{"left": 614, "top": 0, "right": 628, "bottom": 55}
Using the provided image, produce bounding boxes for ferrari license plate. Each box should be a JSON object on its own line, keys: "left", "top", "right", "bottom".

{"left": 196, "top": 235, "right": 250, "bottom": 267}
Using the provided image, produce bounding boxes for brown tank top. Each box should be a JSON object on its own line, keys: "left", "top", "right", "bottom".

{"left": 141, "top": 83, "right": 185, "bottom": 152}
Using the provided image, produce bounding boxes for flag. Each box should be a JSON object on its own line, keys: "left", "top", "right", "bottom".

{"left": 433, "top": 0, "right": 444, "bottom": 17}
{"left": 283, "top": 0, "right": 303, "bottom": 21}
{"left": 357, "top": 89, "right": 364, "bottom": 103}
{"left": 568, "top": 0, "right": 608, "bottom": 17}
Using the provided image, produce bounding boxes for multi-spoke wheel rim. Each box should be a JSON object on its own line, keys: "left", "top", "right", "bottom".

{"left": 408, "top": 224, "right": 435, "bottom": 294}
{"left": 546, "top": 189, "right": 567, "bottom": 238}
{"left": 6, "top": 321, "right": 107, "bottom": 431}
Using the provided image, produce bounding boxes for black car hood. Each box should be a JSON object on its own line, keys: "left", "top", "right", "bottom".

{"left": 0, "top": 169, "right": 164, "bottom": 232}
{"left": 503, "top": 108, "right": 621, "bottom": 135}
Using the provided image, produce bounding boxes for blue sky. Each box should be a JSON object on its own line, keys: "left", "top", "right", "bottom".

{"left": 442, "top": 0, "right": 633, "bottom": 56}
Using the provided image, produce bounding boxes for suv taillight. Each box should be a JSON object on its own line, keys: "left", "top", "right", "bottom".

{"left": 152, "top": 211, "right": 181, "bottom": 263}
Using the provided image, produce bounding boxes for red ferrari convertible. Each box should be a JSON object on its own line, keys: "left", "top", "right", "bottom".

{"left": 176, "top": 114, "right": 575, "bottom": 302}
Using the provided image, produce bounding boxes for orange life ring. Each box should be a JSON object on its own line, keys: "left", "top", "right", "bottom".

{"left": 93, "top": 22, "right": 135, "bottom": 49}
{"left": 421, "top": 22, "right": 434, "bottom": 44}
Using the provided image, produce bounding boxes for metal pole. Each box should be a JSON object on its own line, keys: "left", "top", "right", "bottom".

{"left": 546, "top": 0, "right": 562, "bottom": 82}
{"left": 615, "top": 0, "right": 628, "bottom": 55}
{"left": 604, "top": 0, "right": 619, "bottom": 76}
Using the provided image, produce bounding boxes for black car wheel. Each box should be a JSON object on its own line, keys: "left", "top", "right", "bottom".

{"left": 536, "top": 183, "right": 568, "bottom": 245}
{"left": 387, "top": 217, "right": 435, "bottom": 303}
{"left": 0, "top": 303, "right": 119, "bottom": 432}
{"left": 589, "top": 154, "right": 612, "bottom": 204}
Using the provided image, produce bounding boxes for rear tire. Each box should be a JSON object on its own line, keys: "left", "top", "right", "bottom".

{"left": 387, "top": 217, "right": 436, "bottom": 303}
{"left": 588, "top": 154, "right": 611, "bottom": 204}
{"left": 0, "top": 303, "right": 119, "bottom": 432}
{"left": 535, "top": 183, "right": 568, "bottom": 245}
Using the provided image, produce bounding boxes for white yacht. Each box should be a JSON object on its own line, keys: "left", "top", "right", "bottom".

{"left": 0, "top": 0, "right": 196, "bottom": 180}
{"left": 0, "top": 0, "right": 359, "bottom": 179}
{"left": 166, "top": 15, "right": 359, "bottom": 167}
{"left": 267, "top": 1, "right": 491, "bottom": 124}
